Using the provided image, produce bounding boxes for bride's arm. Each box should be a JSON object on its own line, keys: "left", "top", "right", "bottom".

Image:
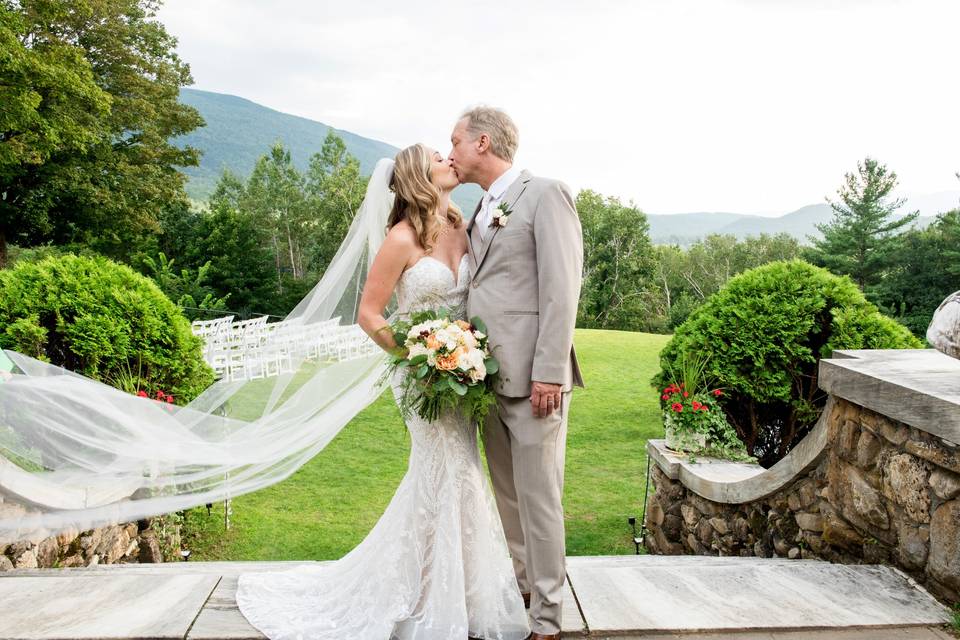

{"left": 358, "top": 225, "right": 417, "bottom": 353}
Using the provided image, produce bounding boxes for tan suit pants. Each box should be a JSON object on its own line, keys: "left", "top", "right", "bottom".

{"left": 482, "top": 391, "right": 571, "bottom": 636}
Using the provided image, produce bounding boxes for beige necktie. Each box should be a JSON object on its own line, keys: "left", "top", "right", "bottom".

{"left": 478, "top": 192, "right": 494, "bottom": 240}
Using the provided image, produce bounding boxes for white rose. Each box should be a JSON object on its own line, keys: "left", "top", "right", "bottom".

{"left": 469, "top": 366, "right": 486, "bottom": 382}
{"left": 407, "top": 343, "right": 429, "bottom": 359}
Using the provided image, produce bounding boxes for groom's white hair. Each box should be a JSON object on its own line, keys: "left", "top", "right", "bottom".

{"left": 459, "top": 106, "right": 519, "bottom": 162}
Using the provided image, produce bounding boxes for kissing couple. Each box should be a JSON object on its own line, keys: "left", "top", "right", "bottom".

{"left": 237, "top": 106, "right": 585, "bottom": 640}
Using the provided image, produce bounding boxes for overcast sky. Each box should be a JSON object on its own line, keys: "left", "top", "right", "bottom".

{"left": 157, "top": 0, "right": 960, "bottom": 215}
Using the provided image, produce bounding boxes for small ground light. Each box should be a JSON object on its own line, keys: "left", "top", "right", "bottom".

{"left": 181, "top": 549, "right": 191, "bottom": 561}
{"left": 627, "top": 516, "right": 642, "bottom": 554}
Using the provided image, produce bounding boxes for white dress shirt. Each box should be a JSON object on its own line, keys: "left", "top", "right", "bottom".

{"left": 477, "top": 165, "right": 523, "bottom": 239}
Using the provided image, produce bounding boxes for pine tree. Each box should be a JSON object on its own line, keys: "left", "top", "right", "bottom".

{"left": 807, "top": 157, "right": 918, "bottom": 296}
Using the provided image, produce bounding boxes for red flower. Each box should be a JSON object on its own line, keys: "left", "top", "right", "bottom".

{"left": 661, "top": 394, "right": 670, "bottom": 400}
{"left": 683, "top": 391, "right": 689, "bottom": 398}
{"left": 166, "top": 396, "right": 174, "bottom": 404}
{"left": 136, "top": 390, "right": 148, "bottom": 398}
{"left": 679, "top": 382, "right": 684, "bottom": 388}
{"left": 155, "top": 390, "right": 166, "bottom": 400}
{"left": 671, "top": 402, "right": 683, "bottom": 412}
{"left": 692, "top": 401, "right": 701, "bottom": 410}
{"left": 713, "top": 389, "right": 723, "bottom": 397}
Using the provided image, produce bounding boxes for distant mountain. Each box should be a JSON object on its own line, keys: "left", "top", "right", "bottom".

{"left": 648, "top": 194, "right": 957, "bottom": 246}
{"left": 175, "top": 89, "right": 958, "bottom": 241}
{"left": 175, "top": 88, "right": 482, "bottom": 211}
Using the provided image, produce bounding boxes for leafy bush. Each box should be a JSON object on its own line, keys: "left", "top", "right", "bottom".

{"left": 0, "top": 254, "right": 213, "bottom": 401}
{"left": 653, "top": 259, "right": 922, "bottom": 468}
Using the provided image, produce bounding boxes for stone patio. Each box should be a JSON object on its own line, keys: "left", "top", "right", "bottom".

{"left": 0, "top": 555, "right": 952, "bottom": 639}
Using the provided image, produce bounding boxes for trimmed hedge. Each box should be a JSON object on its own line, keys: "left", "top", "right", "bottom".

{"left": 0, "top": 254, "right": 213, "bottom": 401}
{"left": 653, "top": 259, "right": 922, "bottom": 467}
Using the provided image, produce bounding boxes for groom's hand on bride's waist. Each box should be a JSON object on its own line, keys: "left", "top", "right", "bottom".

{"left": 530, "top": 381, "right": 562, "bottom": 418}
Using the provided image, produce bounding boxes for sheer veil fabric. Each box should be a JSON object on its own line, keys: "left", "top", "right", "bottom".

{"left": 0, "top": 160, "right": 400, "bottom": 543}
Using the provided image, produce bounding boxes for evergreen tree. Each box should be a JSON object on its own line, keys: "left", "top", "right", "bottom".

{"left": 806, "top": 157, "right": 918, "bottom": 296}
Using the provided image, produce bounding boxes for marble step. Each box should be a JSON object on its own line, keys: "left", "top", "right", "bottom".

{"left": 0, "top": 555, "right": 952, "bottom": 639}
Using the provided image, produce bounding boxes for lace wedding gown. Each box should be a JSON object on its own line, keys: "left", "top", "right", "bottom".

{"left": 236, "top": 254, "right": 531, "bottom": 640}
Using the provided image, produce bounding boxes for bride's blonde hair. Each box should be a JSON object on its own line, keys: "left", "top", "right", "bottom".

{"left": 388, "top": 144, "right": 462, "bottom": 251}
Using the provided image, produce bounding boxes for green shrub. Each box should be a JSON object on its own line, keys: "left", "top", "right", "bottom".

{"left": 653, "top": 259, "right": 921, "bottom": 467}
{"left": 0, "top": 254, "right": 213, "bottom": 401}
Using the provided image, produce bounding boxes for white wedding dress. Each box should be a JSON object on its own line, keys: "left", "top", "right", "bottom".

{"left": 236, "top": 254, "right": 531, "bottom": 640}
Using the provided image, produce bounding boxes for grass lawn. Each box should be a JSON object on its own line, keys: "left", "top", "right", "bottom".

{"left": 181, "top": 328, "right": 671, "bottom": 560}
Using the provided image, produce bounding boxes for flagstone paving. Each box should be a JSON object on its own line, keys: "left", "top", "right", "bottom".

{"left": 0, "top": 555, "right": 952, "bottom": 639}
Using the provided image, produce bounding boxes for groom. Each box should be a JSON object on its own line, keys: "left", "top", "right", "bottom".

{"left": 450, "top": 106, "right": 584, "bottom": 640}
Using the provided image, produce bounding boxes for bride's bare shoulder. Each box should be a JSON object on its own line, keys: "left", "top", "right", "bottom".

{"left": 384, "top": 220, "right": 418, "bottom": 247}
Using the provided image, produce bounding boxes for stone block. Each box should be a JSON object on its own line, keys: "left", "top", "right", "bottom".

{"left": 877, "top": 416, "right": 909, "bottom": 447}
{"left": 661, "top": 514, "right": 683, "bottom": 540}
{"left": 681, "top": 503, "right": 698, "bottom": 526}
{"left": 79, "top": 530, "right": 103, "bottom": 559}
{"left": 827, "top": 456, "right": 890, "bottom": 532}
{"left": 929, "top": 468, "right": 960, "bottom": 501}
{"left": 773, "top": 535, "right": 791, "bottom": 556}
{"left": 708, "top": 517, "right": 729, "bottom": 535}
{"left": 788, "top": 547, "right": 800, "bottom": 559}
{"left": 0, "top": 555, "right": 13, "bottom": 571}
{"left": 645, "top": 499, "right": 665, "bottom": 527}
{"left": 821, "top": 504, "right": 865, "bottom": 551}
{"left": 733, "top": 516, "right": 750, "bottom": 539}
{"left": 8, "top": 540, "right": 32, "bottom": 557}
{"left": 689, "top": 493, "right": 721, "bottom": 517}
{"left": 928, "top": 498, "right": 960, "bottom": 591}
{"left": 881, "top": 453, "right": 931, "bottom": 524}
{"left": 94, "top": 525, "right": 131, "bottom": 565}
{"left": 36, "top": 536, "right": 59, "bottom": 568}
{"left": 838, "top": 419, "right": 861, "bottom": 461}
{"left": 139, "top": 530, "right": 163, "bottom": 564}
{"left": 787, "top": 493, "right": 801, "bottom": 512}
{"left": 905, "top": 436, "right": 960, "bottom": 475}
{"left": 13, "top": 548, "right": 37, "bottom": 569}
{"left": 61, "top": 554, "right": 86, "bottom": 568}
{"left": 796, "top": 512, "right": 824, "bottom": 532}
{"left": 797, "top": 480, "right": 819, "bottom": 509}
{"left": 801, "top": 531, "right": 826, "bottom": 555}
{"left": 697, "top": 518, "right": 714, "bottom": 546}
{"left": 897, "top": 523, "right": 930, "bottom": 571}
{"left": 856, "top": 430, "right": 882, "bottom": 469}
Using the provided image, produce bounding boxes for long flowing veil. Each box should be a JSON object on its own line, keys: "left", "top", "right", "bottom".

{"left": 0, "top": 159, "right": 398, "bottom": 544}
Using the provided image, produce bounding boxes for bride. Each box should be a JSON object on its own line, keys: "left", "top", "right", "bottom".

{"left": 235, "top": 144, "right": 531, "bottom": 640}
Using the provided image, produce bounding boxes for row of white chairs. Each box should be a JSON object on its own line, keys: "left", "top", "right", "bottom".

{"left": 191, "top": 316, "right": 379, "bottom": 382}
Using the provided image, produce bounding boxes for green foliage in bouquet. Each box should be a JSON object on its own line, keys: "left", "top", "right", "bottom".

{"left": 653, "top": 259, "right": 921, "bottom": 468}
{"left": 385, "top": 308, "right": 499, "bottom": 423}
{"left": 0, "top": 254, "right": 213, "bottom": 402}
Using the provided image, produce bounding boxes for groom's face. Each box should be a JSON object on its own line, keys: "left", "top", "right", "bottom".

{"left": 448, "top": 118, "right": 483, "bottom": 184}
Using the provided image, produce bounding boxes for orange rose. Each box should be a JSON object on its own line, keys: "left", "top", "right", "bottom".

{"left": 436, "top": 353, "right": 459, "bottom": 371}
{"left": 426, "top": 335, "right": 442, "bottom": 350}
{"left": 455, "top": 320, "right": 471, "bottom": 331}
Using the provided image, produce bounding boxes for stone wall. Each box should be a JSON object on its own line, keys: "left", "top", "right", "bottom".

{"left": 644, "top": 396, "right": 960, "bottom": 604}
{"left": 0, "top": 506, "right": 181, "bottom": 571}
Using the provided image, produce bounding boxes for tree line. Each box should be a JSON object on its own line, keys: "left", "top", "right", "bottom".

{"left": 2, "top": 0, "right": 955, "bottom": 338}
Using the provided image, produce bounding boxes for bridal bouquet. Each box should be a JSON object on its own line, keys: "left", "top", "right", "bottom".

{"left": 385, "top": 309, "right": 499, "bottom": 422}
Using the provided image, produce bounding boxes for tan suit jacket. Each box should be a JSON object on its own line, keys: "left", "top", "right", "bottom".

{"left": 466, "top": 170, "right": 585, "bottom": 398}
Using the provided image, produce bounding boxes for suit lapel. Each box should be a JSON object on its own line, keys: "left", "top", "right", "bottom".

{"left": 474, "top": 171, "right": 531, "bottom": 274}
{"left": 466, "top": 198, "right": 483, "bottom": 268}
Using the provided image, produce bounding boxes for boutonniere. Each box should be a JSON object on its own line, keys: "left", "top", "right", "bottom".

{"left": 490, "top": 201, "right": 513, "bottom": 228}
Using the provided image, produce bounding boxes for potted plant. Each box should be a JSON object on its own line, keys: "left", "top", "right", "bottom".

{"left": 658, "top": 353, "right": 754, "bottom": 462}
